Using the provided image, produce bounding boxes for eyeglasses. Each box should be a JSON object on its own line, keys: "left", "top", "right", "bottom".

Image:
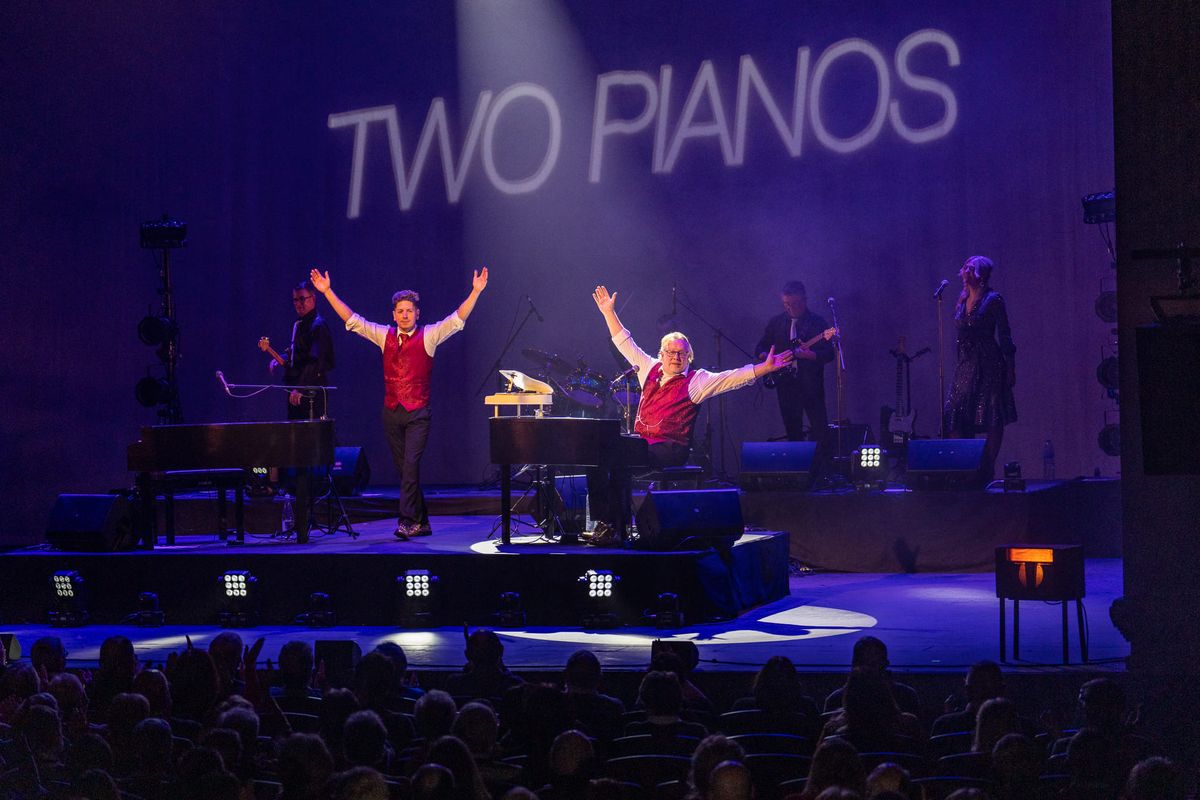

{"left": 661, "top": 350, "right": 688, "bottom": 360}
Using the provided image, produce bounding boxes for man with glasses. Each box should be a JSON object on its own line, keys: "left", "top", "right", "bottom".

{"left": 587, "top": 285, "right": 793, "bottom": 543}
{"left": 270, "top": 280, "right": 335, "bottom": 420}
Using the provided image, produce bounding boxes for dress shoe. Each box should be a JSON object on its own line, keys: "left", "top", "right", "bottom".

{"left": 411, "top": 524, "right": 433, "bottom": 536}
{"left": 393, "top": 524, "right": 412, "bottom": 540}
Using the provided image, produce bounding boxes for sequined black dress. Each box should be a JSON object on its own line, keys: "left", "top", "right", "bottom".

{"left": 943, "top": 291, "right": 1017, "bottom": 432}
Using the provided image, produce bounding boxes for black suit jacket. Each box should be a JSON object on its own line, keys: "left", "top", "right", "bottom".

{"left": 755, "top": 310, "right": 835, "bottom": 394}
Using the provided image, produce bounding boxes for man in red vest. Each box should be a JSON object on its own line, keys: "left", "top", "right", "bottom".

{"left": 310, "top": 267, "right": 489, "bottom": 540}
{"left": 588, "top": 285, "right": 793, "bottom": 541}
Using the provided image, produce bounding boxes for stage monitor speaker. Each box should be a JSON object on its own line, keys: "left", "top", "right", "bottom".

{"left": 905, "top": 439, "right": 986, "bottom": 489}
{"left": 995, "top": 545, "right": 1084, "bottom": 601}
{"left": 739, "top": 441, "right": 817, "bottom": 491}
{"left": 315, "top": 640, "right": 362, "bottom": 688}
{"left": 46, "top": 494, "right": 135, "bottom": 552}
{"left": 331, "top": 447, "right": 370, "bottom": 496}
{"left": 634, "top": 489, "right": 743, "bottom": 551}
{"left": 1136, "top": 323, "right": 1200, "bottom": 474}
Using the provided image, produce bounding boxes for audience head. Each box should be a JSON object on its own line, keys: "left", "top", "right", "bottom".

{"left": 639, "top": 670, "right": 683, "bottom": 717}
{"left": 278, "top": 640, "right": 315, "bottom": 691}
{"left": 849, "top": 636, "right": 890, "bottom": 673}
{"left": 865, "top": 762, "right": 911, "bottom": 797}
{"left": 549, "top": 728, "right": 594, "bottom": 780}
{"left": 990, "top": 732, "right": 1044, "bottom": 789}
{"left": 415, "top": 689, "right": 458, "bottom": 740}
{"left": 319, "top": 686, "right": 360, "bottom": 751}
{"left": 30, "top": 636, "right": 68, "bottom": 676}
{"left": 67, "top": 732, "right": 114, "bottom": 777}
{"left": 807, "top": 738, "right": 866, "bottom": 798}
{"left": 131, "top": 717, "right": 173, "bottom": 773}
{"left": 216, "top": 704, "right": 260, "bottom": 759}
{"left": 564, "top": 649, "right": 603, "bottom": 692}
{"left": 1066, "top": 727, "right": 1121, "bottom": 791}
{"left": 207, "top": 631, "right": 244, "bottom": 681}
{"left": 1123, "top": 756, "right": 1185, "bottom": 800}
{"left": 586, "top": 778, "right": 626, "bottom": 800}
{"left": 453, "top": 701, "right": 499, "bottom": 757}
{"left": 708, "top": 760, "right": 754, "bottom": 800}
{"left": 15, "top": 701, "right": 63, "bottom": 760}
{"left": 464, "top": 629, "right": 505, "bottom": 669}
{"left": 841, "top": 670, "right": 900, "bottom": 729}
{"left": 201, "top": 727, "right": 243, "bottom": 777}
{"left": 689, "top": 734, "right": 747, "bottom": 796}
{"left": 107, "top": 691, "right": 151, "bottom": 741}
{"left": 374, "top": 640, "right": 410, "bottom": 678}
{"left": 814, "top": 788, "right": 862, "bottom": 800}
{"left": 972, "top": 696, "right": 1018, "bottom": 753}
{"left": 132, "top": 668, "right": 172, "bottom": 718}
{"left": 344, "top": 709, "right": 390, "bottom": 768}
{"left": 427, "top": 734, "right": 489, "bottom": 800}
{"left": 49, "top": 672, "right": 88, "bottom": 721}
{"left": 170, "top": 647, "right": 220, "bottom": 722}
{"left": 354, "top": 650, "right": 397, "bottom": 706}
{"left": 77, "top": 768, "right": 122, "bottom": 800}
{"left": 1078, "top": 677, "right": 1126, "bottom": 730}
{"left": 333, "top": 765, "right": 390, "bottom": 800}
{"left": 412, "top": 763, "right": 457, "bottom": 800}
{"left": 963, "top": 660, "right": 1005, "bottom": 707}
{"left": 752, "top": 655, "right": 805, "bottom": 711}
{"left": 98, "top": 635, "right": 138, "bottom": 680}
{"left": 2, "top": 662, "right": 41, "bottom": 700}
{"left": 277, "top": 733, "right": 335, "bottom": 800}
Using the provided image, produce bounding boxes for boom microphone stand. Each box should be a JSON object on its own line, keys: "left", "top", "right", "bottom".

{"left": 473, "top": 295, "right": 541, "bottom": 398}
{"left": 673, "top": 289, "right": 756, "bottom": 480}
{"left": 934, "top": 279, "right": 949, "bottom": 438}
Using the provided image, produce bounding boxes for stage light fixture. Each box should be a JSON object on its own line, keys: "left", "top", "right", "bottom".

{"left": 649, "top": 592, "right": 685, "bottom": 629}
{"left": 396, "top": 570, "right": 439, "bottom": 627}
{"left": 127, "top": 591, "right": 165, "bottom": 627}
{"left": 49, "top": 571, "right": 89, "bottom": 626}
{"left": 137, "top": 315, "right": 178, "bottom": 346}
{"left": 1002, "top": 462, "right": 1026, "bottom": 492}
{"left": 135, "top": 376, "right": 174, "bottom": 407}
{"left": 1094, "top": 290, "right": 1118, "bottom": 324}
{"left": 217, "top": 569, "right": 258, "bottom": 627}
{"left": 494, "top": 591, "right": 526, "bottom": 628}
{"left": 579, "top": 569, "right": 621, "bottom": 629}
{"left": 852, "top": 446, "right": 886, "bottom": 488}
{"left": 295, "top": 592, "right": 336, "bottom": 628}
{"left": 1098, "top": 423, "right": 1120, "bottom": 457}
{"left": 1095, "top": 356, "right": 1119, "bottom": 391}
{"left": 139, "top": 217, "right": 188, "bottom": 249}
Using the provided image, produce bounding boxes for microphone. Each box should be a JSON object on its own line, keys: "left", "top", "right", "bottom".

{"left": 933, "top": 279, "right": 950, "bottom": 299}
{"left": 672, "top": 282, "right": 677, "bottom": 316}
{"left": 215, "top": 370, "right": 230, "bottom": 393}
{"left": 526, "top": 295, "right": 544, "bottom": 322}
{"left": 610, "top": 364, "right": 639, "bottom": 386}
{"left": 826, "top": 296, "right": 836, "bottom": 308}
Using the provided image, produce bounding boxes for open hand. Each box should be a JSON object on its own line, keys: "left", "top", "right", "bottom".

{"left": 472, "top": 266, "right": 489, "bottom": 293}
{"left": 289, "top": 390, "right": 302, "bottom": 407}
{"left": 762, "top": 345, "right": 794, "bottom": 372}
{"left": 592, "top": 285, "right": 617, "bottom": 314}
{"left": 309, "top": 268, "right": 331, "bottom": 293}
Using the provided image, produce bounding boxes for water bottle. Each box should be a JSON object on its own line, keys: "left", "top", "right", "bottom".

{"left": 1042, "top": 439, "right": 1055, "bottom": 480}
{"left": 281, "top": 494, "right": 295, "bottom": 532}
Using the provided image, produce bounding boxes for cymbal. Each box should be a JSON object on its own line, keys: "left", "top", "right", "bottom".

{"left": 521, "top": 347, "right": 573, "bottom": 375}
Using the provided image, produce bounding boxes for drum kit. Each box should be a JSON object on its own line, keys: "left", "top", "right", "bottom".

{"left": 520, "top": 346, "right": 640, "bottom": 416}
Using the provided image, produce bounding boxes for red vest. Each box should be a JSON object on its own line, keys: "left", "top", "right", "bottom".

{"left": 383, "top": 326, "right": 433, "bottom": 411}
{"left": 635, "top": 363, "right": 700, "bottom": 446}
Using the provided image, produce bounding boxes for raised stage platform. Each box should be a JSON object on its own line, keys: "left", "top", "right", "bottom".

{"left": 0, "top": 517, "right": 789, "bottom": 628}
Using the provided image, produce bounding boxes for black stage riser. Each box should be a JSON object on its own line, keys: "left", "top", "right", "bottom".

{"left": 0, "top": 535, "right": 788, "bottom": 628}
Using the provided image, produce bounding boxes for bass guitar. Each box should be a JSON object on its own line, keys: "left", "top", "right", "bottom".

{"left": 763, "top": 327, "right": 838, "bottom": 389}
{"left": 258, "top": 336, "right": 289, "bottom": 369}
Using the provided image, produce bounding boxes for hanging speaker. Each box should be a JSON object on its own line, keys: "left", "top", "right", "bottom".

{"left": 46, "top": 494, "right": 135, "bottom": 552}
{"left": 634, "top": 489, "right": 743, "bottom": 551}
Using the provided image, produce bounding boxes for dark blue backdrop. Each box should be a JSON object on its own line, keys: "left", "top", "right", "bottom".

{"left": 2, "top": 2, "right": 1114, "bottom": 544}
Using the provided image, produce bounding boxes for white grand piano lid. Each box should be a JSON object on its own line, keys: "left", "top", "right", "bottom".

{"left": 498, "top": 370, "right": 554, "bottom": 394}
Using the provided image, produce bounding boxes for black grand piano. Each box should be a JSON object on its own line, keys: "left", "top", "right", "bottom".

{"left": 489, "top": 417, "right": 648, "bottom": 544}
{"left": 127, "top": 420, "right": 334, "bottom": 547}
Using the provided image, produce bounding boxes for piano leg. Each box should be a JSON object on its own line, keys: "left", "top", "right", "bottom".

{"left": 501, "top": 463, "right": 512, "bottom": 545}
{"left": 136, "top": 472, "right": 156, "bottom": 549}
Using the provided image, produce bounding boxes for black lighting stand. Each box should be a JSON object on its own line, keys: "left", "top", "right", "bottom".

{"left": 138, "top": 216, "right": 188, "bottom": 424}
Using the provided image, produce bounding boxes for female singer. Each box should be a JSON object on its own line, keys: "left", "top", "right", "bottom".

{"left": 944, "top": 255, "right": 1017, "bottom": 486}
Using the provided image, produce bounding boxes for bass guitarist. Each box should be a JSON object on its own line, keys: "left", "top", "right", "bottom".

{"left": 756, "top": 280, "right": 836, "bottom": 441}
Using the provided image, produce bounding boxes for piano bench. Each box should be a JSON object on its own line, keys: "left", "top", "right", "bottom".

{"left": 637, "top": 465, "right": 706, "bottom": 492}
{"left": 150, "top": 469, "right": 247, "bottom": 546}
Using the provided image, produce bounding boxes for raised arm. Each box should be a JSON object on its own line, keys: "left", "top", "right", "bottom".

{"left": 592, "top": 285, "right": 625, "bottom": 338}
{"left": 309, "top": 269, "right": 355, "bottom": 324}
{"left": 455, "top": 267, "right": 489, "bottom": 322}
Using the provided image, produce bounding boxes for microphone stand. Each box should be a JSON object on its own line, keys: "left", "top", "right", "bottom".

{"left": 936, "top": 289, "right": 947, "bottom": 438}
{"left": 673, "top": 292, "right": 756, "bottom": 481}
{"left": 473, "top": 298, "right": 540, "bottom": 398}
{"left": 826, "top": 300, "right": 848, "bottom": 473}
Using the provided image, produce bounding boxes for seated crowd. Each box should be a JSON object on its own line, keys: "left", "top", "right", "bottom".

{"left": 0, "top": 632, "right": 1188, "bottom": 800}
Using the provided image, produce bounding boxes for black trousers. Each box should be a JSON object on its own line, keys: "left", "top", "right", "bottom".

{"left": 382, "top": 404, "right": 431, "bottom": 526}
{"left": 586, "top": 440, "right": 691, "bottom": 528}
{"left": 777, "top": 378, "right": 827, "bottom": 441}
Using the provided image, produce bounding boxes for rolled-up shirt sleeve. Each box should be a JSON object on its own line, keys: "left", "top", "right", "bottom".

{"left": 423, "top": 311, "right": 466, "bottom": 356}
{"left": 345, "top": 314, "right": 390, "bottom": 351}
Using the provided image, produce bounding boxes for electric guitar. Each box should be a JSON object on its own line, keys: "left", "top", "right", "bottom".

{"left": 887, "top": 336, "right": 929, "bottom": 442}
{"left": 258, "top": 336, "right": 289, "bottom": 369}
{"left": 763, "top": 326, "right": 838, "bottom": 389}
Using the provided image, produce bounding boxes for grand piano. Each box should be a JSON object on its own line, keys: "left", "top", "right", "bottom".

{"left": 127, "top": 420, "right": 335, "bottom": 547}
{"left": 489, "top": 416, "right": 648, "bottom": 544}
